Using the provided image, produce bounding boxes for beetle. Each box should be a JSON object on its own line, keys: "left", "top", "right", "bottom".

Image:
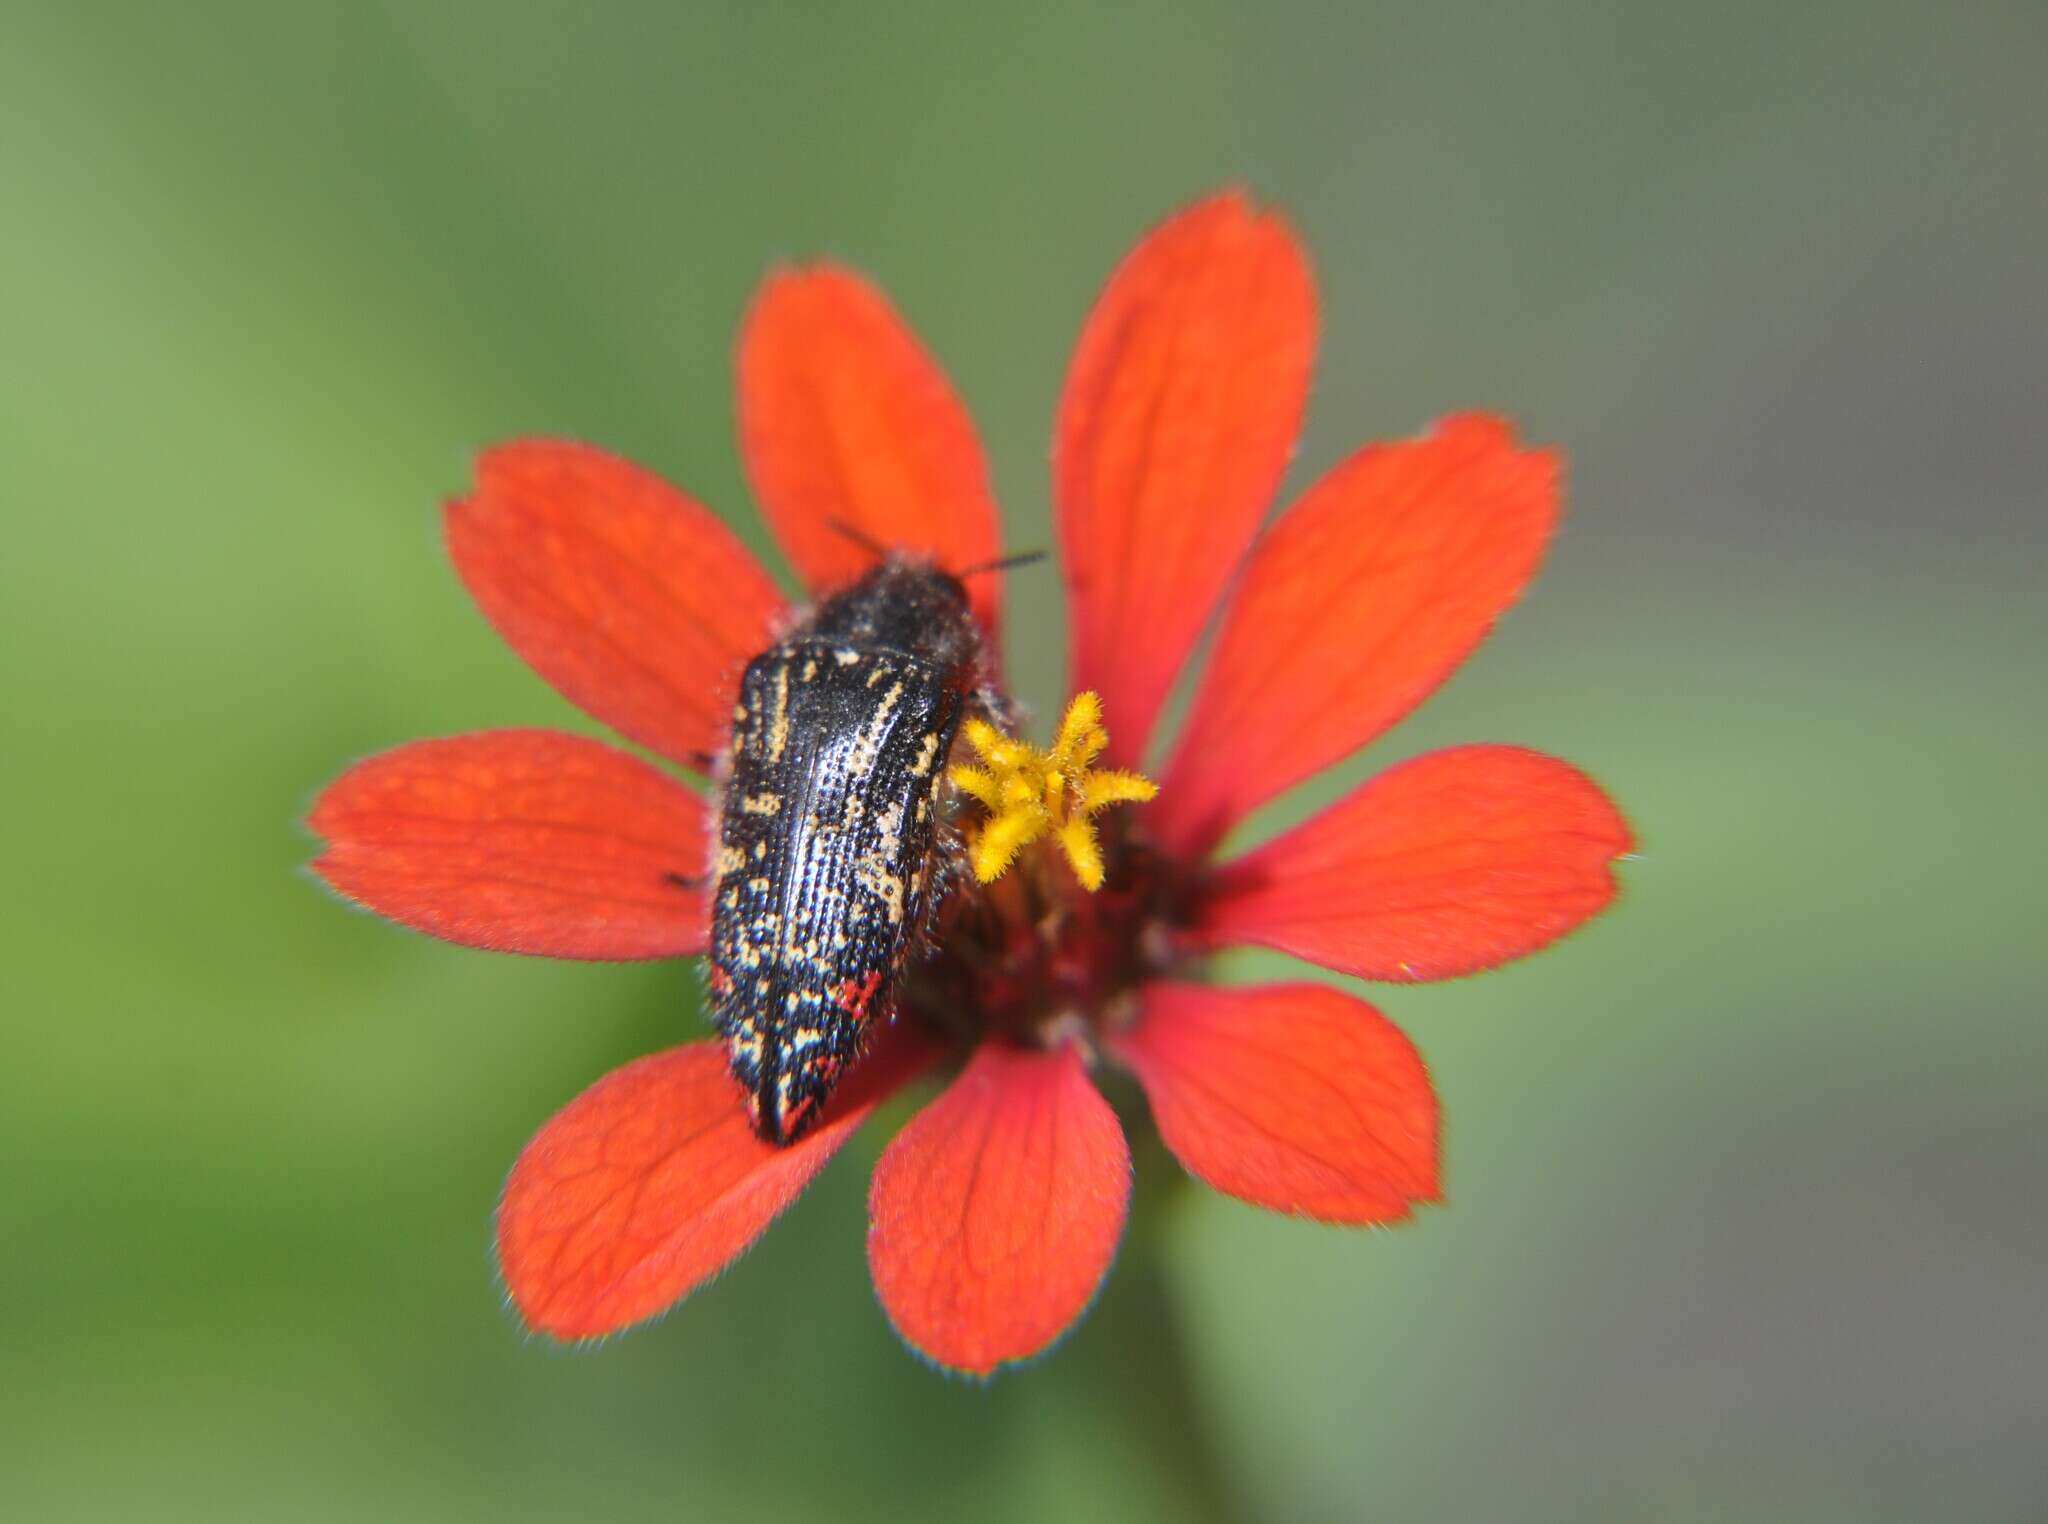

{"left": 706, "top": 555, "right": 990, "bottom": 1143}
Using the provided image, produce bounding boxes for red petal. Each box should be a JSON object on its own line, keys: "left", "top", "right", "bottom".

{"left": 737, "top": 266, "right": 1004, "bottom": 635}
{"left": 308, "top": 729, "right": 708, "bottom": 960}
{"left": 1108, "top": 982, "right": 1439, "bottom": 1224}
{"left": 1055, "top": 190, "right": 1316, "bottom": 766}
{"left": 498, "top": 1029, "right": 933, "bottom": 1340}
{"left": 446, "top": 440, "right": 785, "bottom": 771}
{"left": 1192, "top": 745, "right": 1632, "bottom": 982}
{"left": 1150, "top": 414, "right": 1559, "bottom": 857}
{"left": 866, "top": 1042, "right": 1130, "bottom": 1376}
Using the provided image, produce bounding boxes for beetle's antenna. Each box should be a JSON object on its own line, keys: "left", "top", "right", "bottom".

{"left": 822, "top": 522, "right": 1044, "bottom": 578}
{"left": 957, "top": 549, "right": 1048, "bottom": 578}
{"left": 825, "top": 517, "right": 887, "bottom": 556}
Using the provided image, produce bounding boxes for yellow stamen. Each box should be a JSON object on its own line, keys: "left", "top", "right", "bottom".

{"left": 948, "top": 691, "right": 1158, "bottom": 892}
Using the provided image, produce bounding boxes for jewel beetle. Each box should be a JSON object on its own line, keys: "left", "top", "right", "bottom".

{"left": 707, "top": 555, "right": 990, "bottom": 1143}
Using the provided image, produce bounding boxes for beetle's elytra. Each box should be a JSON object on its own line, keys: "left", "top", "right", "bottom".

{"left": 708, "top": 557, "right": 985, "bottom": 1143}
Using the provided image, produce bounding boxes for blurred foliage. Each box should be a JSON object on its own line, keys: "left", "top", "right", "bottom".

{"left": 2, "top": 2, "right": 2044, "bottom": 1520}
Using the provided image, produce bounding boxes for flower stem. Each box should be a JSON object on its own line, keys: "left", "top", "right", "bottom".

{"left": 1062, "top": 1137, "right": 1251, "bottom": 1523}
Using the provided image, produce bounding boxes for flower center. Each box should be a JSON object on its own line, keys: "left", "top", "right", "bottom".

{"left": 949, "top": 691, "right": 1158, "bottom": 890}
{"left": 900, "top": 695, "right": 1189, "bottom": 1051}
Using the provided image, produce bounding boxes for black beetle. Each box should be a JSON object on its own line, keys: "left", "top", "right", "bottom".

{"left": 707, "top": 557, "right": 988, "bottom": 1142}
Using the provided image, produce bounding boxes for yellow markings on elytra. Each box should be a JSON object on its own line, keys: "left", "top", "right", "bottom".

{"left": 742, "top": 792, "right": 782, "bottom": 816}
{"left": 736, "top": 911, "right": 780, "bottom": 969}
{"left": 845, "top": 681, "right": 904, "bottom": 779}
{"left": 949, "top": 690, "right": 1157, "bottom": 892}
{"left": 767, "top": 665, "right": 791, "bottom": 762}
{"left": 854, "top": 848, "right": 907, "bottom": 924}
{"left": 715, "top": 845, "right": 747, "bottom": 876}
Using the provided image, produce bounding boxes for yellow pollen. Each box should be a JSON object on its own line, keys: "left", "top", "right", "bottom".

{"left": 949, "top": 691, "right": 1157, "bottom": 891}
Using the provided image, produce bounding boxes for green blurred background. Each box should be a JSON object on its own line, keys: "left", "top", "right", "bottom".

{"left": 4, "top": 3, "right": 2043, "bottom": 1520}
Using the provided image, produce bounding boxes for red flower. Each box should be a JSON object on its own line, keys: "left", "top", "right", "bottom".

{"left": 308, "top": 191, "right": 1631, "bottom": 1376}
